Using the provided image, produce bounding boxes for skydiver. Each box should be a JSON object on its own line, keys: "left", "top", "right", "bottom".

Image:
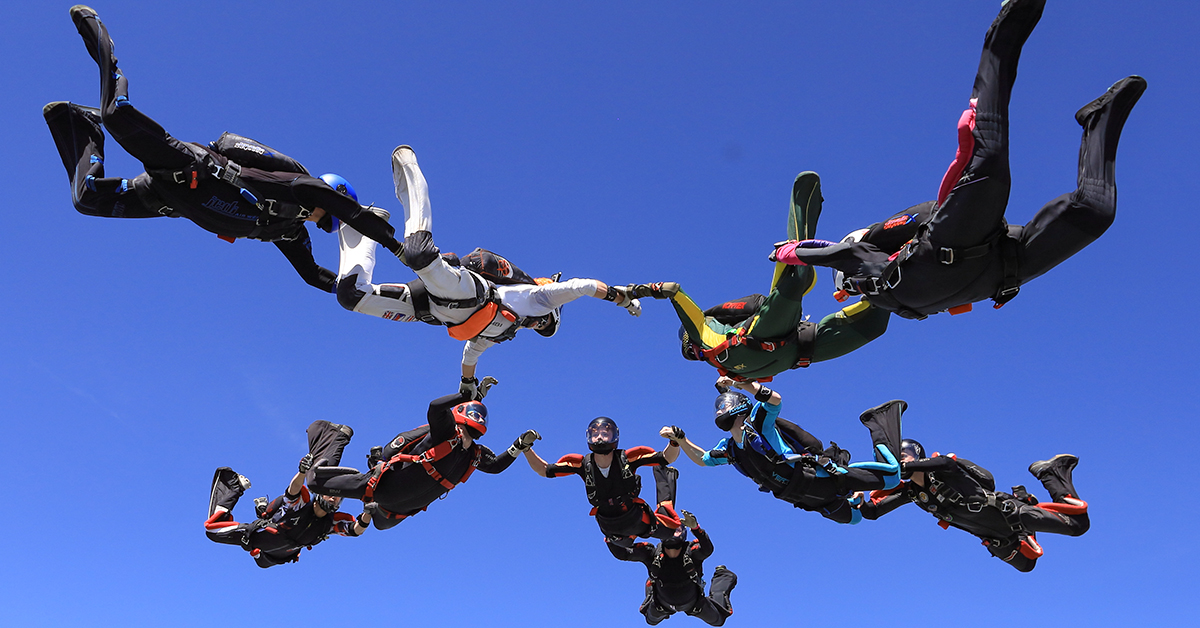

{"left": 628, "top": 171, "right": 890, "bottom": 383}
{"left": 45, "top": 6, "right": 403, "bottom": 292}
{"left": 606, "top": 510, "right": 737, "bottom": 626}
{"left": 520, "top": 417, "right": 683, "bottom": 546}
{"left": 336, "top": 145, "right": 644, "bottom": 399}
{"left": 857, "top": 440, "right": 1088, "bottom": 572}
{"left": 305, "top": 391, "right": 539, "bottom": 530}
{"left": 667, "top": 377, "right": 902, "bottom": 524}
{"left": 769, "top": 0, "right": 1146, "bottom": 320}
{"left": 204, "top": 421, "right": 369, "bottom": 568}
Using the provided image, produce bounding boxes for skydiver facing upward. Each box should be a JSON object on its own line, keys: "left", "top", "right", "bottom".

{"left": 667, "top": 377, "right": 902, "bottom": 524}
{"left": 607, "top": 510, "right": 737, "bottom": 626}
{"left": 857, "top": 440, "right": 1089, "bottom": 572}
{"left": 335, "top": 146, "right": 644, "bottom": 399}
{"left": 306, "top": 391, "right": 539, "bottom": 530}
{"left": 204, "top": 421, "right": 369, "bottom": 568}
{"left": 44, "top": 6, "right": 402, "bottom": 292}
{"left": 520, "top": 417, "right": 682, "bottom": 546}
{"left": 627, "top": 170, "right": 889, "bottom": 384}
{"left": 770, "top": 0, "right": 1146, "bottom": 320}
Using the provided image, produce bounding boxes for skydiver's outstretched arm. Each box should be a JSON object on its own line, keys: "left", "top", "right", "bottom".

{"left": 285, "top": 472, "right": 305, "bottom": 499}
{"left": 856, "top": 487, "right": 913, "bottom": 520}
{"left": 607, "top": 539, "right": 656, "bottom": 566}
{"left": 521, "top": 448, "right": 551, "bottom": 476}
{"left": 661, "top": 426, "right": 707, "bottom": 467}
{"left": 274, "top": 228, "right": 337, "bottom": 293}
{"left": 473, "top": 444, "right": 519, "bottom": 474}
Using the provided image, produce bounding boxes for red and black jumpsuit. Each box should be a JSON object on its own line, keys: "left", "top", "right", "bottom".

{"left": 545, "top": 448, "right": 679, "bottom": 543}
{"left": 307, "top": 392, "right": 517, "bottom": 529}
{"left": 859, "top": 455, "right": 1088, "bottom": 572}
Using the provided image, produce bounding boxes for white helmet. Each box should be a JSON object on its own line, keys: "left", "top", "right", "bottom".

{"left": 833, "top": 229, "right": 869, "bottom": 296}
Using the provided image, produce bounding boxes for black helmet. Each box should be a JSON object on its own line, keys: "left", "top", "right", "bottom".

{"left": 900, "top": 438, "right": 925, "bottom": 461}
{"left": 900, "top": 438, "right": 924, "bottom": 479}
{"left": 714, "top": 391, "right": 752, "bottom": 431}
{"left": 661, "top": 526, "right": 689, "bottom": 551}
{"left": 586, "top": 417, "right": 620, "bottom": 454}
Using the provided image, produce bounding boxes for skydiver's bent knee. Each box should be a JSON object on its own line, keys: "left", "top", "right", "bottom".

{"left": 337, "top": 274, "right": 367, "bottom": 311}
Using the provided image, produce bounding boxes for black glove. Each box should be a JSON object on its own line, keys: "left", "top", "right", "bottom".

{"left": 514, "top": 429, "right": 542, "bottom": 451}
{"left": 298, "top": 453, "right": 314, "bottom": 474}
{"left": 668, "top": 426, "right": 686, "bottom": 441}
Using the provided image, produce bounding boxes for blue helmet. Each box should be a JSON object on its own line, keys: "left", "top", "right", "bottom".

{"left": 319, "top": 173, "right": 358, "bottom": 202}
{"left": 586, "top": 417, "right": 620, "bottom": 454}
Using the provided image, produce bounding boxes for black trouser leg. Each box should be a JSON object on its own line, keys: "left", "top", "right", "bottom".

{"left": 307, "top": 469, "right": 370, "bottom": 500}
{"left": 73, "top": 9, "right": 196, "bottom": 171}
{"left": 205, "top": 520, "right": 255, "bottom": 547}
{"left": 689, "top": 568, "right": 736, "bottom": 626}
{"left": 1014, "top": 76, "right": 1147, "bottom": 284}
{"left": 44, "top": 102, "right": 158, "bottom": 218}
{"left": 859, "top": 399, "right": 905, "bottom": 463}
{"left": 1018, "top": 503, "right": 1089, "bottom": 537}
{"left": 925, "top": 0, "right": 1045, "bottom": 248}
{"left": 306, "top": 420, "right": 353, "bottom": 468}
{"left": 653, "top": 466, "right": 678, "bottom": 508}
{"left": 640, "top": 586, "right": 672, "bottom": 626}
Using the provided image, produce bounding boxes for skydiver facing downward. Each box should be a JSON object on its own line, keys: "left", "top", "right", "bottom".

{"left": 668, "top": 377, "right": 902, "bottom": 524}
{"left": 45, "top": 6, "right": 402, "bottom": 292}
{"left": 607, "top": 510, "right": 737, "bottom": 626}
{"left": 306, "top": 391, "right": 538, "bottom": 530}
{"left": 857, "top": 440, "right": 1088, "bottom": 572}
{"left": 627, "top": 170, "right": 889, "bottom": 384}
{"left": 770, "top": 0, "right": 1146, "bottom": 320}
{"left": 204, "top": 421, "right": 369, "bottom": 568}
{"left": 521, "top": 417, "right": 682, "bottom": 546}
{"left": 336, "top": 145, "right": 644, "bottom": 399}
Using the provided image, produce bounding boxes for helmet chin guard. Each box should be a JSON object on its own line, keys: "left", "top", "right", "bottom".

{"left": 586, "top": 417, "right": 619, "bottom": 454}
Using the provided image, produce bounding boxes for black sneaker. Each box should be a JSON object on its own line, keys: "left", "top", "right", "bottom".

{"left": 1028, "top": 453, "right": 1078, "bottom": 479}
{"left": 1075, "top": 76, "right": 1148, "bottom": 127}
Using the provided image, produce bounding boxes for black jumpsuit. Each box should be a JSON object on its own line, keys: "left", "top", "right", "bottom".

{"left": 777, "top": 0, "right": 1146, "bottom": 318}
{"left": 45, "top": 8, "right": 402, "bottom": 292}
{"left": 307, "top": 392, "right": 516, "bottom": 530}
{"left": 607, "top": 527, "right": 736, "bottom": 626}
{"left": 859, "top": 455, "right": 1089, "bottom": 572}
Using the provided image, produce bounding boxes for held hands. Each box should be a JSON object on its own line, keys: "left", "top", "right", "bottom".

{"left": 606, "top": 285, "right": 642, "bottom": 317}
{"left": 460, "top": 376, "right": 500, "bottom": 401}
{"left": 514, "top": 429, "right": 542, "bottom": 451}
{"left": 659, "top": 425, "right": 685, "bottom": 443}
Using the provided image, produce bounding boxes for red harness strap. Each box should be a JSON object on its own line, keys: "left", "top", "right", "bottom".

{"left": 364, "top": 431, "right": 481, "bottom": 499}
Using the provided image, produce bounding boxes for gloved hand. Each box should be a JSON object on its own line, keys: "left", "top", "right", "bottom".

{"left": 513, "top": 429, "right": 542, "bottom": 451}
{"left": 659, "top": 425, "right": 685, "bottom": 442}
{"left": 366, "top": 446, "right": 384, "bottom": 470}
{"left": 624, "top": 298, "right": 642, "bottom": 317}
{"left": 680, "top": 510, "right": 698, "bottom": 529}
{"left": 714, "top": 376, "right": 734, "bottom": 393}
{"left": 476, "top": 376, "right": 499, "bottom": 400}
{"left": 606, "top": 285, "right": 635, "bottom": 307}
{"left": 298, "top": 453, "right": 314, "bottom": 474}
{"left": 460, "top": 376, "right": 479, "bottom": 399}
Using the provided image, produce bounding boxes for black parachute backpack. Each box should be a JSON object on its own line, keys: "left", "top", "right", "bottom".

{"left": 703, "top": 294, "right": 767, "bottom": 326}
{"left": 209, "top": 132, "right": 310, "bottom": 175}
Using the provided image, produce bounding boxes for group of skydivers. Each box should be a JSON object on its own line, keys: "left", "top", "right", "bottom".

{"left": 47, "top": 1, "right": 1144, "bottom": 623}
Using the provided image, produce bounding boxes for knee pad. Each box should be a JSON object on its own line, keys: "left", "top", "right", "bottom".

{"left": 401, "top": 230, "right": 440, "bottom": 270}
{"left": 336, "top": 274, "right": 366, "bottom": 311}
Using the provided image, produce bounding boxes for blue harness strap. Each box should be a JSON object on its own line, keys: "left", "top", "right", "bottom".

{"left": 847, "top": 444, "right": 902, "bottom": 489}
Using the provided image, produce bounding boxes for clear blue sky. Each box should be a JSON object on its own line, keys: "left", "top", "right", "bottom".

{"left": 2, "top": 1, "right": 1196, "bottom": 625}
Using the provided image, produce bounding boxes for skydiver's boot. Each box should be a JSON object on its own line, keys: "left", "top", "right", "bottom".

{"left": 630, "top": 282, "right": 680, "bottom": 299}
{"left": 208, "top": 467, "right": 251, "bottom": 517}
{"left": 1075, "top": 76, "right": 1147, "bottom": 187}
{"left": 1029, "top": 454, "right": 1089, "bottom": 534}
{"left": 651, "top": 466, "right": 681, "bottom": 535}
{"left": 306, "top": 420, "right": 355, "bottom": 470}
{"left": 366, "top": 446, "right": 384, "bottom": 470}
